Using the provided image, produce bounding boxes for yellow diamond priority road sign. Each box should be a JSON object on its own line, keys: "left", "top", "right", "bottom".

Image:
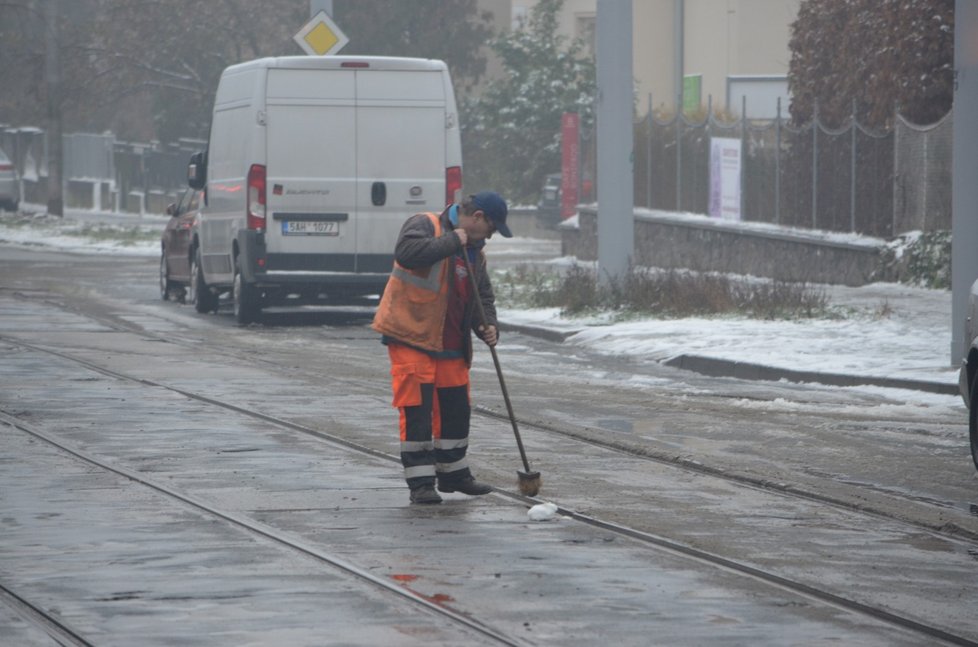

{"left": 294, "top": 11, "right": 349, "bottom": 56}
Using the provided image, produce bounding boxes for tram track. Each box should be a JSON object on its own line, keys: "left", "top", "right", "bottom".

{"left": 2, "top": 331, "right": 977, "bottom": 646}
{"left": 0, "top": 582, "right": 94, "bottom": 647}
{"left": 0, "top": 408, "right": 522, "bottom": 647}
{"left": 4, "top": 286, "right": 976, "bottom": 546}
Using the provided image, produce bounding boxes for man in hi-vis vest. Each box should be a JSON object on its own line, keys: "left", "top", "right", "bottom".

{"left": 372, "top": 192, "right": 512, "bottom": 504}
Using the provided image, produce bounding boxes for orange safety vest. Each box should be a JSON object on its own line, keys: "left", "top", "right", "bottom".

{"left": 372, "top": 213, "right": 451, "bottom": 352}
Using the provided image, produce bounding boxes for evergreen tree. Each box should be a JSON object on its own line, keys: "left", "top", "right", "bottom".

{"left": 462, "top": 0, "right": 596, "bottom": 201}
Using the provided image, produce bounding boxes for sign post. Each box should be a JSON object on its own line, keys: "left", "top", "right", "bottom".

{"left": 560, "top": 112, "right": 580, "bottom": 220}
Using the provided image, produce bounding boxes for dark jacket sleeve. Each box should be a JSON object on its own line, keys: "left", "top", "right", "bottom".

{"left": 395, "top": 213, "right": 461, "bottom": 269}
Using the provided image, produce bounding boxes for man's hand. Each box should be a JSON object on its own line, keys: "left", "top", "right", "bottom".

{"left": 479, "top": 324, "right": 498, "bottom": 347}
{"left": 455, "top": 228, "right": 468, "bottom": 247}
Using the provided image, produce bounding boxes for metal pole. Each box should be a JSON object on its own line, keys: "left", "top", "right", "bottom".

{"left": 674, "top": 0, "right": 684, "bottom": 113}
{"left": 850, "top": 98, "right": 857, "bottom": 232}
{"left": 676, "top": 93, "right": 682, "bottom": 211}
{"left": 775, "top": 97, "right": 782, "bottom": 225}
{"left": 310, "top": 0, "right": 332, "bottom": 16}
{"left": 952, "top": 0, "right": 978, "bottom": 363}
{"left": 596, "top": 0, "right": 634, "bottom": 284}
{"left": 812, "top": 100, "right": 818, "bottom": 229}
{"left": 45, "top": 0, "right": 63, "bottom": 216}
{"left": 741, "top": 95, "right": 747, "bottom": 220}
{"left": 892, "top": 104, "right": 899, "bottom": 237}
{"left": 647, "top": 93, "right": 653, "bottom": 208}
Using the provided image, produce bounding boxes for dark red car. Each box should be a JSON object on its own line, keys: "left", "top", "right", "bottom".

{"left": 159, "top": 188, "right": 202, "bottom": 302}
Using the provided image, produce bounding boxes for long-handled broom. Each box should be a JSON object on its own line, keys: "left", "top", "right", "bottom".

{"left": 463, "top": 249, "right": 542, "bottom": 497}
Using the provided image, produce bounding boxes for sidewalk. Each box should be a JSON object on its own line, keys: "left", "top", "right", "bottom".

{"left": 497, "top": 281, "right": 958, "bottom": 397}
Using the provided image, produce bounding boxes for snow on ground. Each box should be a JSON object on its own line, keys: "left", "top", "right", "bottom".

{"left": 499, "top": 289, "right": 954, "bottom": 387}
{"left": 0, "top": 206, "right": 962, "bottom": 407}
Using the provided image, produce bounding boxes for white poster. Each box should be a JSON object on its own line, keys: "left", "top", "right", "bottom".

{"left": 709, "top": 138, "right": 742, "bottom": 220}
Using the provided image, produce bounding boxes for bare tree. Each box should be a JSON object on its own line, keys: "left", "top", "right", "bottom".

{"left": 333, "top": 0, "right": 494, "bottom": 94}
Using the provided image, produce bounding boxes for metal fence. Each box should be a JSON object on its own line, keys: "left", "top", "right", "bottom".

{"left": 611, "top": 101, "right": 953, "bottom": 238}
{"left": 0, "top": 126, "right": 204, "bottom": 212}
{"left": 4, "top": 104, "right": 953, "bottom": 232}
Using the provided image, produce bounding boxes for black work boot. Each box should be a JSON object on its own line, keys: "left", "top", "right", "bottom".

{"left": 437, "top": 476, "right": 492, "bottom": 496}
{"left": 409, "top": 484, "right": 443, "bottom": 504}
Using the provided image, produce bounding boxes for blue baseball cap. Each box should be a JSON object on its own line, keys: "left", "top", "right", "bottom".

{"left": 471, "top": 191, "right": 512, "bottom": 238}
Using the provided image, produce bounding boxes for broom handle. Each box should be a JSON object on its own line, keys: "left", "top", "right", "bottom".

{"left": 463, "top": 249, "right": 532, "bottom": 473}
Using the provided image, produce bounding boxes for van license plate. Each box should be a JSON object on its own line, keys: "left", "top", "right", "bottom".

{"left": 282, "top": 220, "right": 339, "bottom": 236}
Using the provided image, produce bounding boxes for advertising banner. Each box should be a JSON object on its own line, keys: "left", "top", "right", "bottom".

{"left": 709, "top": 137, "right": 742, "bottom": 220}
{"left": 560, "top": 112, "right": 580, "bottom": 220}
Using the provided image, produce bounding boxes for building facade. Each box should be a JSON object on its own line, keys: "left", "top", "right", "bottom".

{"left": 504, "top": 0, "right": 801, "bottom": 117}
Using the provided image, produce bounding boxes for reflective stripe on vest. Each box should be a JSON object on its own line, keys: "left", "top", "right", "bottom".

{"left": 390, "top": 259, "right": 445, "bottom": 293}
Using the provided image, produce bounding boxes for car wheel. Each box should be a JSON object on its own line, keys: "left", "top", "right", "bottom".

{"left": 970, "top": 379, "right": 978, "bottom": 471}
{"left": 190, "top": 248, "right": 218, "bottom": 314}
{"left": 159, "top": 252, "right": 172, "bottom": 301}
{"left": 233, "top": 256, "right": 261, "bottom": 324}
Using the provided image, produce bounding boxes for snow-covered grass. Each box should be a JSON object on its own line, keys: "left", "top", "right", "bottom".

{"left": 0, "top": 210, "right": 161, "bottom": 256}
{"left": 492, "top": 262, "right": 832, "bottom": 320}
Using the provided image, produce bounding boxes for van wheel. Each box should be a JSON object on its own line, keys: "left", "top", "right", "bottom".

{"left": 233, "top": 256, "right": 261, "bottom": 324}
{"left": 190, "top": 248, "right": 218, "bottom": 314}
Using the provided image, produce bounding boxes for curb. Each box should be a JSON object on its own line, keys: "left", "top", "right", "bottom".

{"left": 500, "top": 321, "right": 958, "bottom": 396}
{"left": 498, "top": 322, "right": 580, "bottom": 343}
{"left": 663, "top": 354, "right": 958, "bottom": 396}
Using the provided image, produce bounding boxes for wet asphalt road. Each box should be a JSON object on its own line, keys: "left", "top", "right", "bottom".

{"left": 1, "top": 245, "right": 977, "bottom": 645}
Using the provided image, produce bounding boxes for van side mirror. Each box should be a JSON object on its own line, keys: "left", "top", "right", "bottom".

{"left": 188, "top": 150, "right": 207, "bottom": 190}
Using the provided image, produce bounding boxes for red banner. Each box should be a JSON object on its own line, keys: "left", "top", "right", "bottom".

{"left": 560, "top": 112, "right": 580, "bottom": 220}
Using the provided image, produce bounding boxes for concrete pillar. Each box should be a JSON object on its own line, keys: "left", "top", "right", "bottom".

{"left": 952, "top": 0, "right": 978, "bottom": 363}
{"left": 596, "top": 0, "right": 634, "bottom": 285}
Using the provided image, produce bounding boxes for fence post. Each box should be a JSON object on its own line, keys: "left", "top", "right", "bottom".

{"left": 676, "top": 93, "right": 682, "bottom": 211}
{"left": 647, "top": 93, "right": 653, "bottom": 208}
{"left": 741, "top": 95, "right": 747, "bottom": 220}
{"left": 775, "top": 97, "right": 782, "bottom": 225}
{"left": 850, "top": 97, "right": 857, "bottom": 232}
{"left": 892, "top": 104, "right": 899, "bottom": 237}
{"left": 812, "top": 100, "right": 819, "bottom": 229}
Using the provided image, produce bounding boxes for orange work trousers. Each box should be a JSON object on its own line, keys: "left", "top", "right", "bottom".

{"left": 387, "top": 343, "right": 472, "bottom": 488}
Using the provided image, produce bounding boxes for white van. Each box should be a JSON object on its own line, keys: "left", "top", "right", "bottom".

{"left": 187, "top": 55, "right": 463, "bottom": 323}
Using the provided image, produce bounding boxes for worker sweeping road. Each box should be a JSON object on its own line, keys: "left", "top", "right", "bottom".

{"left": 372, "top": 192, "right": 512, "bottom": 505}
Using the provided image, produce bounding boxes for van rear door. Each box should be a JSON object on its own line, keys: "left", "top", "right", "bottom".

{"left": 354, "top": 69, "right": 447, "bottom": 273}
{"left": 264, "top": 68, "right": 357, "bottom": 272}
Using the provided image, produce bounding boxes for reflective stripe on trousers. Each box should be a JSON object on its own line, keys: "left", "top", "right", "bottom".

{"left": 388, "top": 344, "right": 472, "bottom": 488}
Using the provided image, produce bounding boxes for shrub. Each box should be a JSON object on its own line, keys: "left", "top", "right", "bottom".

{"left": 495, "top": 263, "right": 829, "bottom": 320}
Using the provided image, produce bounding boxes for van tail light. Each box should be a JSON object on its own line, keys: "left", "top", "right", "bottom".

{"left": 445, "top": 166, "right": 461, "bottom": 205}
{"left": 0, "top": 163, "right": 13, "bottom": 172}
{"left": 247, "top": 164, "right": 266, "bottom": 230}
